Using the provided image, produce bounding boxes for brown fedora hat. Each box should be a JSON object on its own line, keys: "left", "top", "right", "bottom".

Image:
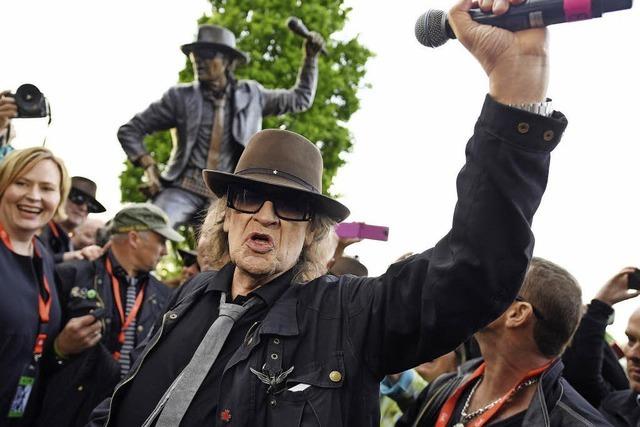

{"left": 70, "top": 176, "right": 106, "bottom": 213}
{"left": 203, "top": 129, "right": 350, "bottom": 222}
{"left": 181, "top": 24, "right": 249, "bottom": 64}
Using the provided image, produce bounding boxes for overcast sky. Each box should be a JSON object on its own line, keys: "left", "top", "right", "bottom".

{"left": 2, "top": 0, "right": 639, "bottom": 341}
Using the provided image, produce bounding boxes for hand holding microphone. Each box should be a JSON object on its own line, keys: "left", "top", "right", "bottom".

{"left": 448, "top": 0, "right": 550, "bottom": 104}
{"left": 287, "top": 17, "right": 328, "bottom": 56}
{"left": 416, "top": 0, "right": 633, "bottom": 48}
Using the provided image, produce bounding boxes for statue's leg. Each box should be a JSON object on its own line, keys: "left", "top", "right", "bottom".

{"left": 152, "top": 187, "right": 206, "bottom": 229}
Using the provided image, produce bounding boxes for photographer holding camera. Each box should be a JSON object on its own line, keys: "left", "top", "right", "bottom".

{"left": 0, "top": 84, "right": 51, "bottom": 162}
{"left": 0, "top": 90, "right": 17, "bottom": 160}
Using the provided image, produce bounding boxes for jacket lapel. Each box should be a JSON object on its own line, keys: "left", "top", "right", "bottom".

{"left": 185, "top": 82, "right": 202, "bottom": 147}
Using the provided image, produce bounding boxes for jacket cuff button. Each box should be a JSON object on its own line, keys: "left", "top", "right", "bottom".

{"left": 543, "top": 130, "right": 555, "bottom": 141}
{"left": 517, "top": 122, "right": 530, "bottom": 134}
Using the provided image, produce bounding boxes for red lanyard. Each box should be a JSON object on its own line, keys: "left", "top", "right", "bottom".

{"left": 105, "top": 257, "right": 145, "bottom": 360}
{"left": 0, "top": 222, "right": 51, "bottom": 357}
{"left": 436, "top": 361, "right": 551, "bottom": 427}
{"left": 47, "top": 221, "right": 60, "bottom": 238}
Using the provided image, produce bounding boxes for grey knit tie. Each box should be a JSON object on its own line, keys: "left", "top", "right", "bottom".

{"left": 145, "top": 292, "right": 259, "bottom": 427}
{"left": 119, "top": 277, "right": 137, "bottom": 377}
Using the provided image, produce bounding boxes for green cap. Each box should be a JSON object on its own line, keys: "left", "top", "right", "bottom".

{"left": 109, "top": 203, "right": 184, "bottom": 243}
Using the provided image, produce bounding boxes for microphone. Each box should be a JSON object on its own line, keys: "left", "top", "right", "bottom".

{"left": 287, "top": 17, "right": 328, "bottom": 55}
{"left": 415, "top": 0, "right": 633, "bottom": 48}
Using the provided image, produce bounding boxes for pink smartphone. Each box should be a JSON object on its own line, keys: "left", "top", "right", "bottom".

{"left": 335, "top": 222, "right": 389, "bottom": 241}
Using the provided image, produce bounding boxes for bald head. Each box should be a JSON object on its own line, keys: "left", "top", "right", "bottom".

{"left": 71, "top": 217, "right": 106, "bottom": 249}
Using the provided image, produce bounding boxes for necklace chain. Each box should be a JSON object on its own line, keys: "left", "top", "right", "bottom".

{"left": 458, "top": 375, "right": 538, "bottom": 424}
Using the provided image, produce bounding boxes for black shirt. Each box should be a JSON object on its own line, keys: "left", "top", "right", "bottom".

{"left": 600, "top": 390, "right": 640, "bottom": 426}
{"left": 39, "top": 221, "right": 72, "bottom": 263}
{"left": 0, "top": 238, "right": 61, "bottom": 424}
{"left": 114, "top": 264, "right": 293, "bottom": 426}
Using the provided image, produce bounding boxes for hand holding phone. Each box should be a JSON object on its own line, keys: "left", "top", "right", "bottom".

{"left": 595, "top": 267, "right": 640, "bottom": 307}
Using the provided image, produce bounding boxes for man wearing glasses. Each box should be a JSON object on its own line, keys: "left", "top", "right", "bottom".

{"left": 90, "top": 0, "right": 577, "bottom": 424}
{"left": 118, "top": 24, "right": 324, "bottom": 228}
{"left": 40, "top": 176, "right": 106, "bottom": 263}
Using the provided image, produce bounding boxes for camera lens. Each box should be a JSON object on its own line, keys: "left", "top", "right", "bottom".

{"left": 15, "top": 84, "right": 45, "bottom": 116}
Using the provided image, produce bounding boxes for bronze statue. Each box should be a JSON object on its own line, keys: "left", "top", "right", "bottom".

{"left": 118, "top": 24, "right": 324, "bottom": 228}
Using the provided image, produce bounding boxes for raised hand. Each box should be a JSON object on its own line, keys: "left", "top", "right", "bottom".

{"left": 448, "top": 0, "right": 549, "bottom": 104}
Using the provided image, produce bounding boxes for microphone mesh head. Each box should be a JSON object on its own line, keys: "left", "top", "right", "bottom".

{"left": 415, "top": 9, "right": 450, "bottom": 48}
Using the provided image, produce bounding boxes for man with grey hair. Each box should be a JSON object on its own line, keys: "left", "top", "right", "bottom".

{"left": 90, "top": 0, "right": 574, "bottom": 424}
{"left": 37, "top": 203, "right": 183, "bottom": 427}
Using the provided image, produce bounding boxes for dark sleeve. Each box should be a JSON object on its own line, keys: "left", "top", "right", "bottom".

{"left": 259, "top": 56, "right": 318, "bottom": 116}
{"left": 342, "top": 95, "right": 568, "bottom": 377}
{"left": 562, "top": 299, "right": 616, "bottom": 407}
{"left": 395, "top": 382, "right": 434, "bottom": 427}
{"left": 86, "top": 398, "right": 110, "bottom": 427}
{"left": 117, "top": 87, "right": 179, "bottom": 163}
{"left": 54, "top": 261, "right": 80, "bottom": 323}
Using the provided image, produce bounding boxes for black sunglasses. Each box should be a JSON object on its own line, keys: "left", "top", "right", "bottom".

{"left": 226, "top": 185, "right": 312, "bottom": 222}
{"left": 68, "top": 190, "right": 88, "bottom": 206}
{"left": 515, "top": 295, "right": 546, "bottom": 321}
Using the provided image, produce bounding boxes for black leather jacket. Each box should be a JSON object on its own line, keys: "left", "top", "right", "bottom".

{"left": 398, "top": 358, "right": 612, "bottom": 427}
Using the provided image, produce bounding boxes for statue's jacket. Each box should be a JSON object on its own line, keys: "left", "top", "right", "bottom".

{"left": 117, "top": 57, "right": 318, "bottom": 182}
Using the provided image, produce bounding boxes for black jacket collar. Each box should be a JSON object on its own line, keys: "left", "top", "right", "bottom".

{"left": 204, "top": 263, "right": 300, "bottom": 336}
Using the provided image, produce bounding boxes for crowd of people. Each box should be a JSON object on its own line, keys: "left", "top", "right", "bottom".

{"left": 0, "top": 0, "right": 638, "bottom": 426}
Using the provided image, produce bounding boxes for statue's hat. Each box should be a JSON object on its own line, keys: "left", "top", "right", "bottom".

{"left": 181, "top": 25, "right": 249, "bottom": 64}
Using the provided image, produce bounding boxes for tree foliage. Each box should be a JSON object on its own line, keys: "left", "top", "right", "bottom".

{"left": 119, "top": 0, "right": 372, "bottom": 202}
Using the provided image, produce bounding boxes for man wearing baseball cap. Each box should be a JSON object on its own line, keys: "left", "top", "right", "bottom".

{"left": 37, "top": 203, "right": 183, "bottom": 427}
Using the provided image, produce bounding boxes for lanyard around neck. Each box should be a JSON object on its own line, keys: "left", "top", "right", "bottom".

{"left": 48, "top": 221, "right": 60, "bottom": 238}
{"left": 0, "top": 221, "right": 51, "bottom": 357}
{"left": 436, "top": 361, "right": 551, "bottom": 427}
{"left": 105, "top": 257, "right": 145, "bottom": 359}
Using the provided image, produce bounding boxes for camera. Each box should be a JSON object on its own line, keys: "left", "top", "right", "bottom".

{"left": 12, "top": 84, "right": 49, "bottom": 118}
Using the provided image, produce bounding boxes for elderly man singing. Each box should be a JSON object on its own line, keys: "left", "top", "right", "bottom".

{"left": 89, "top": 0, "right": 569, "bottom": 424}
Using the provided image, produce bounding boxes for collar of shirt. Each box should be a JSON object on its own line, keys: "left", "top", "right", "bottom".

{"left": 204, "top": 263, "right": 296, "bottom": 309}
{"left": 200, "top": 82, "right": 231, "bottom": 103}
{"left": 107, "top": 249, "right": 148, "bottom": 288}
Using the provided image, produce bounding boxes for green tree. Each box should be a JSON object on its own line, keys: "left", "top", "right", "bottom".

{"left": 119, "top": 0, "right": 372, "bottom": 202}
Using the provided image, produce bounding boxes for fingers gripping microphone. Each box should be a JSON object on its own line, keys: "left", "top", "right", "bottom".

{"left": 415, "top": 0, "right": 633, "bottom": 48}
{"left": 287, "top": 17, "right": 328, "bottom": 55}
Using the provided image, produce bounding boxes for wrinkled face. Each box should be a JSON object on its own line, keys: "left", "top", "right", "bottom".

{"left": 0, "top": 159, "right": 61, "bottom": 239}
{"left": 624, "top": 311, "right": 640, "bottom": 392}
{"left": 224, "top": 194, "right": 311, "bottom": 282}
{"left": 64, "top": 190, "right": 89, "bottom": 229}
{"left": 133, "top": 231, "right": 168, "bottom": 273}
{"left": 190, "top": 50, "right": 230, "bottom": 89}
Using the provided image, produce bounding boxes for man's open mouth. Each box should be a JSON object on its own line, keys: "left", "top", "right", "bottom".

{"left": 246, "top": 232, "right": 275, "bottom": 253}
